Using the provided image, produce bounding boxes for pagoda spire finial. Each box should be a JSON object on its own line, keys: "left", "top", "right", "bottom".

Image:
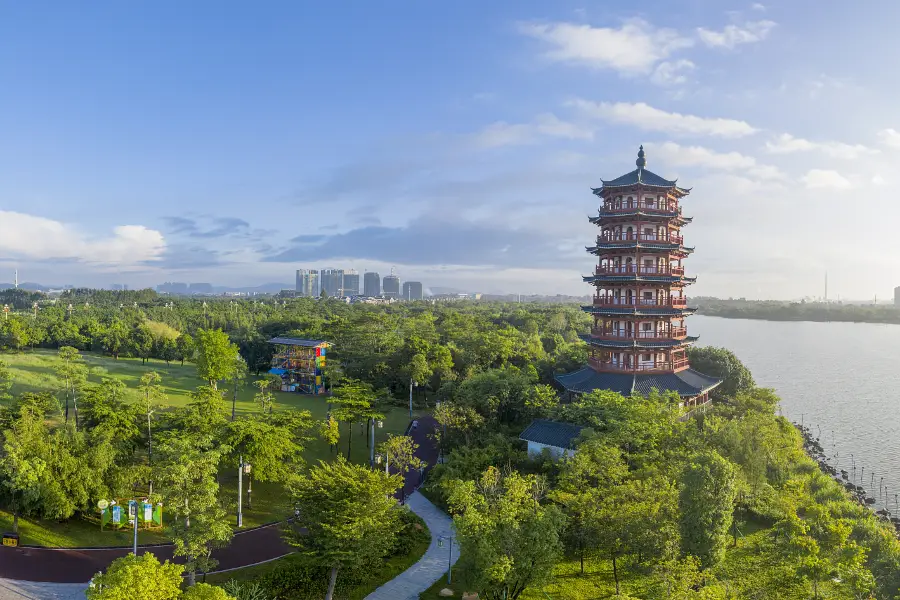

{"left": 636, "top": 145, "right": 646, "bottom": 169}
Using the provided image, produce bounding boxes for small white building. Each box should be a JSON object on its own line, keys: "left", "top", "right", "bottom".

{"left": 519, "top": 419, "right": 585, "bottom": 460}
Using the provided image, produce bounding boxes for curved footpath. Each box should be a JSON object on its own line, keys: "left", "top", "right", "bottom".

{"left": 365, "top": 491, "right": 458, "bottom": 600}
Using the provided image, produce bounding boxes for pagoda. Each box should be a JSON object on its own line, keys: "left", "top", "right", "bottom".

{"left": 556, "top": 146, "right": 721, "bottom": 407}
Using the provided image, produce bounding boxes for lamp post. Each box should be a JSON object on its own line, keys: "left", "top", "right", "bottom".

{"left": 238, "top": 458, "right": 252, "bottom": 527}
{"left": 370, "top": 419, "right": 383, "bottom": 468}
{"left": 409, "top": 380, "right": 418, "bottom": 420}
{"left": 438, "top": 535, "right": 455, "bottom": 584}
{"left": 132, "top": 499, "right": 139, "bottom": 556}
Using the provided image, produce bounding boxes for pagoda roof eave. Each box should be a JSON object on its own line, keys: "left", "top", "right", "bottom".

{"left": 555, "top": 366, "right": 722, "bottom": 397}
{"left": 580, "top": 334, "right": 700, "bottom": 349}
{"left": 581, "top": 306, "right": 698, "bottom": 317}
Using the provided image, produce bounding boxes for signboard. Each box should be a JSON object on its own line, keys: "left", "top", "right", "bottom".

{"left": 2, "top": 533, "right": 19, "bottom": 547}
{"left": 112, "top": 505, "right": 122, "bottom": 526}
{"left": 97, "top": 499, "right": 109, "bottom": 510}
{"left": 142, "top": 502, "right": 152, "bottom": 523}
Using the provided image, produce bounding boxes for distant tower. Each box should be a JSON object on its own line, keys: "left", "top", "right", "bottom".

{"left": 824, "top": 272, "right": 828, "bottom": 302}
{"left": 382, "top": 268, "right": 400, "bottom": 299}
{"left": 14, "top": 270, "right": 17, "bottom": 289}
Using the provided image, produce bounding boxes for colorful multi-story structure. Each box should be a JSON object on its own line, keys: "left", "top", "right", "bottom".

{"left": 556, "top": 146, "right": 721, "bottom": 408}
{"left": 268, "top": 337, "right": 330, "bottom": 394}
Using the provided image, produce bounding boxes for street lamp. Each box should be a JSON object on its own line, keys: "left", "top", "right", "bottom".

{"left": 370, "top": 419, "right": 384, "bottom": 467}
{"left": 438, "top": 535, "right": 456, "bottom": 584}
{"left": 238, "top": 458, "right": 252, "bottom": 527}
{"left": 409, "top": 380, "right": 418, "bottom": 420}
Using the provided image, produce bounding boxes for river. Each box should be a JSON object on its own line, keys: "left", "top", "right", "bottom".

{"left": 690, "top": 314, "right": 900, "bottom": 512}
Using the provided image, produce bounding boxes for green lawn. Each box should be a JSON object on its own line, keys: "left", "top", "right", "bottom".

{"left": 419, "top": 522, "right": 848, "bottom": 600}
{"left": 0, "top": 349, "right": 423, "bottom": 547}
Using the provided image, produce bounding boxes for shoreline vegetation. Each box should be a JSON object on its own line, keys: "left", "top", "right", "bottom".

{"left": 693, "top": 297, "right": 900, "bottom": 325}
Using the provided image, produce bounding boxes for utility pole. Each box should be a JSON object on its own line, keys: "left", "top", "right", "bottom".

{"left": 132, "top": 500, "right": 139, "bottom": 556}
{"left": 237, "top": 456, "right": 244, "bottom": 528}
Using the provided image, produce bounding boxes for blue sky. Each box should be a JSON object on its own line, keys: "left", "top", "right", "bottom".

{"left": 2, "top": 1, "right": 899, "bottom": 298}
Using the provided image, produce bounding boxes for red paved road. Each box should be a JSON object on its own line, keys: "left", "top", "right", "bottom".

{"left": 0, "top": 522, "right": 292, "bottom": 583}
{"left": 0, "top": 416, "right": 440, "bottom": 583}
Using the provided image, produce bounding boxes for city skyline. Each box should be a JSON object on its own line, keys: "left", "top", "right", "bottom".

{"left": 5, "top": 2, "right": 900, "bottom": 298}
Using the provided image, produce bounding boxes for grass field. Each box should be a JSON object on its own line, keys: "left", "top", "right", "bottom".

{"left": 0, "top": 349, "right": 423, "bottom": 547}
{"left": 418, "top": 520, "right": 845, "bottom": 600}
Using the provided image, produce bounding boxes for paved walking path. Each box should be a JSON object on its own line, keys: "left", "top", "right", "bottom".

{"left": 365, "top": 491, "right": 457, "bottom": 600}
{"left": 0, "top": 580, "right": 87, "bottom": 600}
{"left": 0, "top": 522, "right": 291, "bottom": 584}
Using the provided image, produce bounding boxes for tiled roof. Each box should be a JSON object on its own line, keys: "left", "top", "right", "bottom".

{"left": 268, "top": 337, "right": 329, "bottom": 347}
{"left": 519, "top": 419, "right": 585, "bottom": 449}
{"left": 599, "top": 167, "right": 678, "bottom": 188}
{"left": 555, "top": 367, "right": 722, "bottom": 397}
{"left": 580, "top": 306, "right": 698, "bottom": 317}
{"left": 581, "top": 335, "right": 700, "bottom": 349}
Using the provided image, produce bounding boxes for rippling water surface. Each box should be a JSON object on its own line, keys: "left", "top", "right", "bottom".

{"left": 690, "top": 315, "right": 900, "bottom": 511}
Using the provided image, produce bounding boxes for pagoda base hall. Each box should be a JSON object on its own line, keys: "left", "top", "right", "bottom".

{"left": 556, "top": 146, "right": 721, "bottom": 407}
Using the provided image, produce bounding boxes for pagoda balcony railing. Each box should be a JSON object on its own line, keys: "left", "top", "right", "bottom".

{"left": 595, "top": 265, "right": 685, "bottom": 276}
{"left": 602, "top": 202, "right": 680, "bottom": 215}
{"left": 592, "top": 327, "right": 688, "bottom": 340}
{"left": 599, "top": 232, "right": 684, "bottom": 244}
{"left": 593, "top": 296, "right": 688, "bottom": 308}
{"left": 588, "top": 357, "right": 690, "bottom": 373}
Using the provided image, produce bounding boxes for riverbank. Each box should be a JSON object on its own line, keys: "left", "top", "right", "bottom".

{"left": 795, "top": 422, "right": 900, "bottom": 534}
{"left": 695, "top": 301, "right": 900, "bottom": 325}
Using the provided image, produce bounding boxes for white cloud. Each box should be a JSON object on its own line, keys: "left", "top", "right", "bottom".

{"left": 751, "top": 3, "right": 766, "bottom": 10}
{"left": 765, "top": 133, "right": 877, "bottom": 159}
{"left": 471, "top": 113, "right": 592, "bottom": 149}
{"left": 650, "top": 142, "right": 785, "bottom": 179}
{"left": 0, "top": 211, "right": 166, "bottom": 266}
{"left": 878, "top": 128, "right": 900, "bottom": 148}
{"left": 697, "top": 20, "right": 776, "bottom": 49}
{"left": 568, "top": 100, "right": 758, "bottom": 138}
{"left": 801, "top": 169, "right": 852, "bottom": 190}
{"left": 650, "top": 60, "right": 696, "bottom": 86}
{"left": 872, "top": 174, "right": 886, "bottom": 185}
{"left": 517, "top": 19, "right": 693, "bottom": 75}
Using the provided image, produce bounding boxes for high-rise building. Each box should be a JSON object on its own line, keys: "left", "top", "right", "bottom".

{"left": 321, "top": 269, "right": 344, "bottom": 297}
{"left": 363, "top": 272, "right": 381, "bottom": 297}
{"left": 555, "top": 146, "right": 721, "bottom": 408}
{"left": 894, "top": 286, "right": 900, "bottom": 306}
{"left": 296, "top": 269, "right": 320, "bottom": 297}
{"left": 402, "top": 281, "right": 423, "bottom": 301}
{"left": 188, "top": 283, "right": 213, "bottom": 295}
{"left": 342, "top": 269, "right": 360, "bottom": 296}
{"left": 382, "top": 272, "right": 400, "bottom": 299}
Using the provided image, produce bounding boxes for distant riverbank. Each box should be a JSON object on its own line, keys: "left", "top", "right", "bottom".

{"left": 695, "top": 300, "right": 900, "bottom": 325}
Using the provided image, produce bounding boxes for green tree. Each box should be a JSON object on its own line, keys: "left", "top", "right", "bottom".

{"left": 252, "top": 377, "right": 276, "bottom": 415}
{"left": 377, "top": 434, "right": 425, "bottom": 502}
{"left": 131, "top": 323, "right": 154, "bottom": 364}
{"left": 194, "top": 329, "right": 239, "bottom": 389}
{"left": 687, "top": 347, "right": 755, "bottom": 399}
{"left": 330, "top": 379, "right": 379, "bottom": 458}
{"left": 87, "top": 552, "right": 183, "bottom": 599}
{"left": 176, "top": 333, "right": 194, "bottom": 366}
{"left": 433, "top": 402, "right": 485, "bottom": 448}
{"left": 445, "top": 467, "right": 566, "bottom": 600}
{"left": 0, "top": 359, "right": 12, "bottom": 403}
{"left": 228, "top": 356, "right": 248, "bottom": 421}
{"left": 320, "top": 414, "right": 340, "bottom": 453}
{"left": 2, "top": 317, "right": 29, "bottom": 352}
{"left": 159, "top": 337, "right": 178, "bottom": 365}
{"left": 56, "top": 346, "right": 87, "bottom": 427}
{"left": 139, "top": 372, "right": 165, "bottom": 493}
{"left": 155, "top": 433, "right": 233, "bottom": 586}
{"left": 179, "top": 386, "right": 229, "bottom": 437}
{"left": 103, "top": 320, "right": 129, "bottom": 359}
{"left": 0, "top": 404, "right": 51, "bottom": 532}
{"left": 285, "top": 456, "right": 402, "bottom": 600}
{"left": 678, "top": 451, "right": 737, "bottom": 569}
